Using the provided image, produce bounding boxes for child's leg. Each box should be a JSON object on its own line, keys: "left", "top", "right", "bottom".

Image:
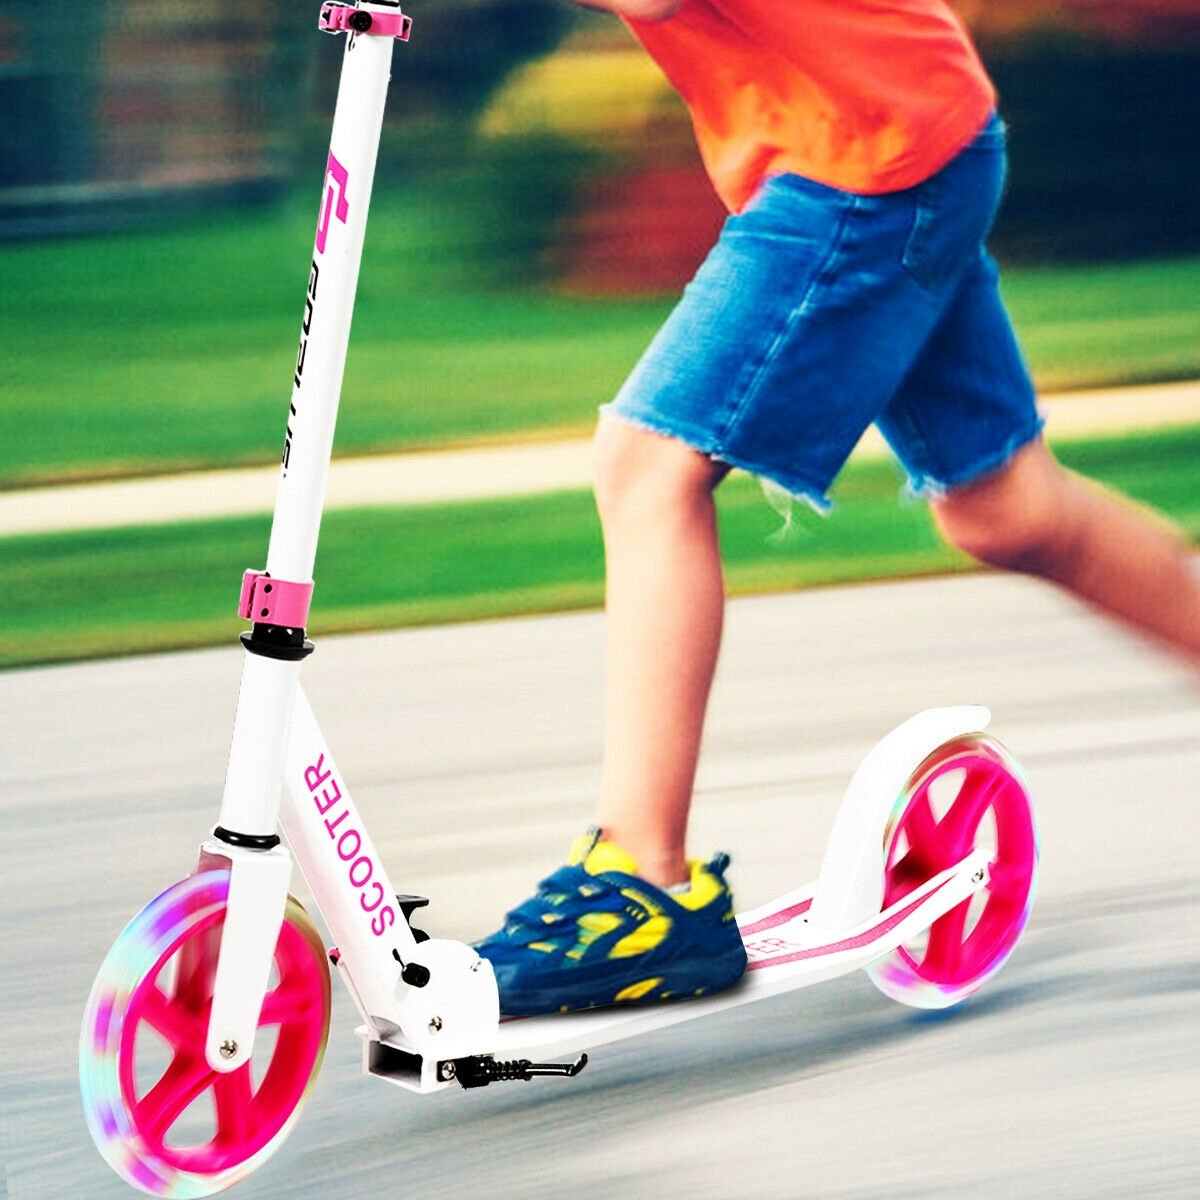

{"left": 592, "top": 415, "right": 729, "bottom": 887}
{"left": 931, "top": 437, "right": 1200, "bottom": 665}
{"left": 579, "top": 142, "right": 1008, "bottom": 885}
{"left": 473, "top": 416, "right": 748, "bottom": 1017}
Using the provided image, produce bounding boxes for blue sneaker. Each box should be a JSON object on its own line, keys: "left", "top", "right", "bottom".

{"left": 474, "top": 828, "right": 747, "bottom": 1016}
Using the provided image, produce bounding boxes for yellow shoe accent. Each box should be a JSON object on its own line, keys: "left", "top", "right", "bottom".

{"left": 565, "top": 911, "right": 623, "bottom": 960}
{"left": 572, "top": 834, "right": 639, "bottom": 876}
{"left": 567, "top": 828, "right": 607, "bottom": 866}
{"left": 614, "top": 977, "right": 664, "bottom": 1002}
{"left": 571, "top": 829, "right": 728, "bottom": 922}
{"left": 672, "top": 859, "right": 726, "bottom": 911}
{"left": 579, "top": 911, "right": 622, "bottom": 936}
{"left": 610, "top": 914, "right": 672, "bottom": 958}
{"left": 572, "top": 830, "right": 725, "bottom": 910}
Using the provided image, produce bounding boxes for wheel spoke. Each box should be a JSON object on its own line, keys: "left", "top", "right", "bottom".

{"left": 902, "top": 792, "right": 951, "bottom": 867}
{"left": 213, "top": 1067, "right": 258, "bottom": 1144}
{"left": 259, "top": 984, "right": 313, "bottom": 1027}
{"left": 140, "top": 985, "right": 203, "bottom": 1052}
{"left": 922, "top": 899, "right": 970, "bottom": 976}
{"left": 175, "top": 925, "right": 220, "bottom": 1011}
{"left": 134, "top": 1053, "right": 215, "bottom": 1145}
{"left": 939, "top": 768, "right": 1005, "bottom": 854}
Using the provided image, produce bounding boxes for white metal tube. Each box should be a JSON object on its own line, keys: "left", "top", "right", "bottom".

{"left": 281, "top": 685, "right": 412, "bottom": 1026}
{"left": 266, "top": 18, "right": 396, "bottom": 583}
{"left": 218, "top": 652, "right": 304, "bottom": 834}
{"left": 203, "top": 841, "right": 293, "bottom": 1072}
{"left": 218, "top": 12, "right": 401, "bottom": 835}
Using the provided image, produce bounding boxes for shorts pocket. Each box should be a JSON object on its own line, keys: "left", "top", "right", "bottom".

{"left": 901, "top": 143, "right": 1005, "bottom": 294}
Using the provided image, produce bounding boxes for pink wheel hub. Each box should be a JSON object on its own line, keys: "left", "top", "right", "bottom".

{"left": 866, "top": 735, "right": 1038, "bottom": 1009}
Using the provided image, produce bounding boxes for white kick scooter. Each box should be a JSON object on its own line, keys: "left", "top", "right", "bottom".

{"left": 80, "top": 5, "right": 1040, "bottom": 1195}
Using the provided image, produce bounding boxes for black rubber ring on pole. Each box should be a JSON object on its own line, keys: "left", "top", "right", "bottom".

{"left": 213, "top": 826, "right": 282, "bottom": 851}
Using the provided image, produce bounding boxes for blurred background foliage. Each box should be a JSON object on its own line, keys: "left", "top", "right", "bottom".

{"left": 2, "top": 0, "right": 1198, "bottom": 666}
{"left": 2, "top": 0, "right": 1198, "bottom": 281}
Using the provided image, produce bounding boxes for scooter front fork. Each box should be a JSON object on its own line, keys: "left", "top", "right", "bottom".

{"left": 196, "top": 839, "right": 294, "bottom": 1073}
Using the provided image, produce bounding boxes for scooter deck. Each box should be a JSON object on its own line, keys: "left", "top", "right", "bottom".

{"left": 484, "top": 846, "right": 987, "bottom": 1060}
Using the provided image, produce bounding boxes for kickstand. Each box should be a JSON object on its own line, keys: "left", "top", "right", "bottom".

{"left": 447, "top": 1053, "right": 589, "bottom": 1089}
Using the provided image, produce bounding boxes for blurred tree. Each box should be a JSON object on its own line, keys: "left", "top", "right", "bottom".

{"left": 309, "top": 0, "right": 579, "bottom": 133}
{"left": 388, "top": 0, "right": 579, "bottom": 121}
{"left": 951, "top": 0, "right": 1200, "bottom": 260}
{"left": 954, "top": 0, "right": 1200, "bottom": 46}
{"left": 987, "top": 37, "right": 1200, "bottom": 260}
{"left": 314, "top": 0, "right": 588, "bottom": 285}
{"left": 0, "top": 0, "right": 309, "bottom": 236}
{"left": 0, "top": 4, "right": 104, "bottom": 191}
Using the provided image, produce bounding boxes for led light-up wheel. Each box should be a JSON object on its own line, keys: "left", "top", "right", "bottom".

{"left": 865, "top": 734, "right": 1038, "bottom": 1009}
{"left": 81, "top": 870, "right": 330, "bottom": 1196}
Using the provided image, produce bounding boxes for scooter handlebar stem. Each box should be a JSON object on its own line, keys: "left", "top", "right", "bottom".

{"left": 219, "top": 1, "right": 409, "bottom": 837}
{"left": 263, "top": 1, "right": 408, "bottom": 585}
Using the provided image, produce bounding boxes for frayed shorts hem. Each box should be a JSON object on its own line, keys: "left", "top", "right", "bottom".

{"left": 600, "top": 404, "right": 834, "bottom": 515}
{"left": 902, "top": 416, "right": 1046, "bottom": 501}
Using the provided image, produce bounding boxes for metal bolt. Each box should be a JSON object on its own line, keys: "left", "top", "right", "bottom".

{"left": 972, "top": 868, "right": 986, "bottom": 883}
{"left": 438, "top": 1060, "right": 457, "bottom": 1081}
{"left": 428, "top": 1016, "right": 443, "bottom": 1034}
{"left": 219, "top": 1039, "right": 238, "bottom": 1060}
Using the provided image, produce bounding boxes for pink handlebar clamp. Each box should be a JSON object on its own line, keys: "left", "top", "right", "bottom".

{"left": 239, "top": 570, "right": 315, "bottom": 630}
{"left": 319, "top": 2, "right": 412, "bottom": 40}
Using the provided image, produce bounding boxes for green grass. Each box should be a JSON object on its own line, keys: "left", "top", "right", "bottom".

{"left": 998, "top": 259, "right": 1200, "bottom": 391}
{"left": 1, "top": 194, "right": 666, "bottom": 487}
{"left": 2, "top": 192, "right": 1199, "bottom": 489}
{"left": 2, "top": 426, "right": 1196, "bottom": 670}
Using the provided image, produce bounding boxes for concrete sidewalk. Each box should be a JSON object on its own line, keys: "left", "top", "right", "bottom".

{"left": 2, "top": 379, "right": 1197, "bottom": 537}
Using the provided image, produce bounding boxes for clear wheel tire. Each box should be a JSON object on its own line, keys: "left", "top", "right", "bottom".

{"left": 865, "top": 734, "right": 1038, "bottom": 1009}
{"left": 81, "top": 870, "right": 331, "bottom": 1196}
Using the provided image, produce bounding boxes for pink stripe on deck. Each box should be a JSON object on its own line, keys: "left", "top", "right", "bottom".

{"left": 746, "top": 880, "right": 949, "bottom": 971}
{"left": 738, "top": 896, "right": 813, "bottom": 937}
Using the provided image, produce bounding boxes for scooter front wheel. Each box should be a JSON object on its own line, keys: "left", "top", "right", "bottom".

{"left": 80, "top": 870, "right": 331, "bottom": 1197}
{"left": 865, "top": 734, "right": 1038, "bottom": 1010}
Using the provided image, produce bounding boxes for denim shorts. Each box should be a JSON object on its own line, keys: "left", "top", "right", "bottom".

{"left": 604, "top": 114, "right": 1043, "bottom": 511}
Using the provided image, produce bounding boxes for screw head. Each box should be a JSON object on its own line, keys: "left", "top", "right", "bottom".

{"left": 219, "top": 1039, "right": 238, "bottom": 1060}
{"left": 349, "top": 10, "right": 373, "bottom": 31}
{"left": 972, "top": 867, "right": 986, "bottom": 883}
{"left": 438, "top": 1060, "right": 457, "bottom": 1081}
{"left": 427, "top": 1016, "right": 443, "bottom": 1034}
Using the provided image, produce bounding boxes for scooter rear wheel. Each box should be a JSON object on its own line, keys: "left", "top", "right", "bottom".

{"left": 80, "top": 869, "right": 331, "bottom": 1196}
{"left": 865, "top": 734, "right": 1038, "bottom": 1009}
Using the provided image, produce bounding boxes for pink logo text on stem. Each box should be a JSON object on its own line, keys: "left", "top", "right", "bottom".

{"left": 305, "top": 753, "right": 397, "bottom": 938}
{"left": 315, "top": 153, "right": 350, "bottom": 254}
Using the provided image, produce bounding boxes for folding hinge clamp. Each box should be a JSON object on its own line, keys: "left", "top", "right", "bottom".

{"left": 319, "top": 2, "right": 412, "bottom": 40}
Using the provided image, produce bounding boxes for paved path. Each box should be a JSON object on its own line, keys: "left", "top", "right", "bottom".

{"left": 4, "top": 574, "right": 1198, "bottom": 1198}
{"left": 2, "top": 380, "right": 1197, "bottom": 537}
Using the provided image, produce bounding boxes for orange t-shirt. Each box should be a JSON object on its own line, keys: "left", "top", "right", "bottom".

{"left": 625, "top": 0, "right": 996, "bottom": 212}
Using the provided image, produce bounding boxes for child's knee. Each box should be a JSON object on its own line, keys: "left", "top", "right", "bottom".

{"left": 931, "top": 440, "right": 1071, "bottom": 572}
{"left": 593, "top": 416, "right": 725, "bottom": 523}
